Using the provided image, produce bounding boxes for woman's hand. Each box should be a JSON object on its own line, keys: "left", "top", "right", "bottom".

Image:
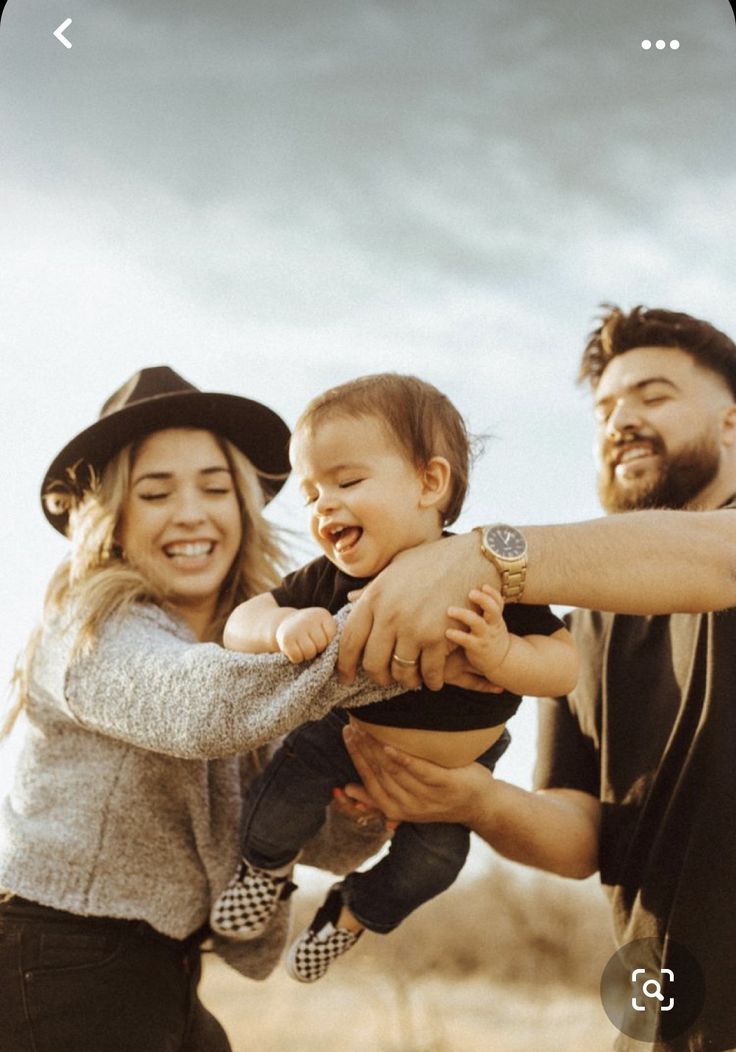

{"left": 342, "top": 721, "right": 493, "bottom": 825}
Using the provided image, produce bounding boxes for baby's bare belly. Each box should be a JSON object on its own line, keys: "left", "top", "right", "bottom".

{"left": 350, "top": 717, "right": 506, "bottom": 768}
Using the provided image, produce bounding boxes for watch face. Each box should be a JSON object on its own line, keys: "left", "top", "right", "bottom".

{"left": 486, "top": 525, "right": 526, "bottom": 559}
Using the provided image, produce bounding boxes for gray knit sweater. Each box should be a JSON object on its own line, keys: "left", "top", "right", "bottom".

{"left": 0, "top": 603, "right": 393, "bottom": 979}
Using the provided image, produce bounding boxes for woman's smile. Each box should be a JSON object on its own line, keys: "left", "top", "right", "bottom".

{"left": 118, "top": 428, "right": 242, "bottom": 631}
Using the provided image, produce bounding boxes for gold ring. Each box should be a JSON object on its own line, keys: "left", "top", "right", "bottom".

{"left": 391, "top": 653, "right": 419, "bottom": 667}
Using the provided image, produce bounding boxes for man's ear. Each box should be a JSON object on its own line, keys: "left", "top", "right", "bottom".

{"left": 419, "top": 456, "right": 452, "bottom": 510}
{"left": 721, "top": 403, "right": 736, "bottom": 448}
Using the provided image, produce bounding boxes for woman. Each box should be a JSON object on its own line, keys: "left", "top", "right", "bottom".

{"left": 0, "top": 366, "right": 395, "bottom": 1052}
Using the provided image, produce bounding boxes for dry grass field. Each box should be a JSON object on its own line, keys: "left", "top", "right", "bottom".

{"left": 200, "top": 862, "right": 620, "bottom": 1052}
{"left": 201, "top": 964, "right": 618, "bottom": 1051}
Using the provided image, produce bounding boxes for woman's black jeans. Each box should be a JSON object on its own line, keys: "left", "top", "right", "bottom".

{"left": 0, "top": 896, "right": 232, "bottom": 1052}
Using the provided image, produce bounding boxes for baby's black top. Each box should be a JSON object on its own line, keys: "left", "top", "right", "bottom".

{"left": 272, "top": 555, "right": 564, "bottom": 732}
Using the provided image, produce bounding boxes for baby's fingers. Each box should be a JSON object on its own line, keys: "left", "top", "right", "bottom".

{"left": 445, "top": 626, "right": 483, "bottom": 652}
{"left": 468, "top": 587, "right": 504, "bottom": 622}
{"left": 480, "top": 584, "right": 504, "bottom": 607}
{"left": 321, "top": 618, "right": 338, "bottom": 647}
{"left": 300, "top": 637, "right": 320, "bottom": 660}
{"left": 446, "top": 606, "right": 484, "bottom": 632}
{"left": 282, "top": 640, "right": 306, "bottom": 663}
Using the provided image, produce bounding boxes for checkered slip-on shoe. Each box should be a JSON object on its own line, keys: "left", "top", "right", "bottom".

{"left": 285, "top": 883, "right": 363, "bottom": 982}
{"left": 210, "top": 858, "right": 297, "bottom": 941}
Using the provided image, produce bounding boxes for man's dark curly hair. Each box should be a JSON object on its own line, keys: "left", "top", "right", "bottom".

{"left": 578, "top": 305, "right": 736, "bottom": 398}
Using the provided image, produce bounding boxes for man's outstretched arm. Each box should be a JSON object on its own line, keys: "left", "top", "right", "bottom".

{"left": 523, "top": 510, "right": 736, "bottom": 612}
{"left": 339, "top": 511, "right": 736, "bottom": 688}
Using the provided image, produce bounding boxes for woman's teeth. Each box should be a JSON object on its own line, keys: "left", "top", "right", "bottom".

{"left": 164, "top": 542, "right": 214, "bottom": 558}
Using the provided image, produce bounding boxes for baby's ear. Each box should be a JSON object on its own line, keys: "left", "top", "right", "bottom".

{"left": 721, "top": 402, "right": 736, "bottom": 448}
{"left": 419, "top": 456, "right": 452, "bottom": 510}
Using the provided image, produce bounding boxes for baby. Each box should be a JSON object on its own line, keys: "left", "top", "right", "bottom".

{"left": 210, "top": 373, "right": 577, "bottom": 981}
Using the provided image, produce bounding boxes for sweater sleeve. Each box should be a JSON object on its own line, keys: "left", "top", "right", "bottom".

{"left": 37, "top": 604, "right": 397, "bottom": 760}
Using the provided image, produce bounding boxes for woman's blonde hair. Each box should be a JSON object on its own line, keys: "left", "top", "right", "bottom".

{"left": 3, "top": 429, "right": 287, "bottom": 738}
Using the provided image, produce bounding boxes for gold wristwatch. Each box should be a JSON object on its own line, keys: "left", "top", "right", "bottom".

{"left": 474, "top": 524, "right": 528, "bottom": 602}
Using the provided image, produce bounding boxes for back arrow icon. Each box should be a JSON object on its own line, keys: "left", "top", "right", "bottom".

{"left": 53, "top": 18, "right": 73, "bottom": 48}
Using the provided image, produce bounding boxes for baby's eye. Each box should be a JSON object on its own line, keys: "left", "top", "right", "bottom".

{"left": 139, "top": 492, "right": 170, "bottom": 502}
{"left": 339, "top": 478, "right": 364, "bottom": 489}
{"left": 205, "top": 487, "right": 232, "bottom": 495}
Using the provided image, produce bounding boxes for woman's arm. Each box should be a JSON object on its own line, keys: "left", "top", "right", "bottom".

{"left": 43, "top": 605, "right": 397, "bottom": 761}
{"left": 342, "top": 723, "right": 600, "bottom": 879}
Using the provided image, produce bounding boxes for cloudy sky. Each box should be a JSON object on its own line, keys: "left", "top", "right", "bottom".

{"left": 1, "top": 0, "right": 735, "bottom": 799}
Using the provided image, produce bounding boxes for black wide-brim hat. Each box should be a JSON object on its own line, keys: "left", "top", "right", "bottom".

{"left": 41, "top": 365, "right": 291, "bottom": 534}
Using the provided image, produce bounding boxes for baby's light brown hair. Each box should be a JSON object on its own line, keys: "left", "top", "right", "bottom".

{"left": 292, "top": 373, "right": 475, "bottom": 526}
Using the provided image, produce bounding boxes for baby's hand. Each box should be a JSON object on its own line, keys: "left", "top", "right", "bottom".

{"left": 275, "top": 607, "right": 337, "bottom": 663}
{"left": 445, "top": 585, "right": 510, "bottom": 680}
{"left": 444, "top": 648, "right": 504, "bottom": 693}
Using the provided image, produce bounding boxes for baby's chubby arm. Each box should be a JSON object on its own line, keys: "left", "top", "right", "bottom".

{"left": 446, "top": 585, "right": 578, "bottom": 698}
{"left": 224, "top": 592, "right": 337, "bottom": 664}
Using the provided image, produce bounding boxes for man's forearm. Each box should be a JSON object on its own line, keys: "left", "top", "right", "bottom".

{"left": 467, "top": 781, "right": 600, "bottom": 880}
{"left": 522, "top": 511, "right": 736, "bottom": 614}
{"left": 339, "top": 510, "right": 736, "bottom": 687}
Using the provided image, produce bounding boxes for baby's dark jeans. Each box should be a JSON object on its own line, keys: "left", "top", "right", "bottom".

{"left": 243, "top": 709, "right": 510, "bottom": 933}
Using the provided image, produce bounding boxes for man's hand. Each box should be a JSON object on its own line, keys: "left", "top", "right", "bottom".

{"left": 342, "top": 720, "right": 493, "bottom": 825}
{"left": 342, "top": 721, "right": 601, "bottom": 878}
{"left": 338, "top": 533, "right": 499, "bottom": 690}
{"left": 274, "top": 607, "right": 337, "bottom": 663}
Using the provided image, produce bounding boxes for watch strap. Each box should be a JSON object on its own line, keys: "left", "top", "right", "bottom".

{"left": 474, "top": 524, "right": 528, "bottom": 603}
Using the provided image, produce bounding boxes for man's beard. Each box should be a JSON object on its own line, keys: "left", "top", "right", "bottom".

{"left": 598, "top": 433, "right": 721, "bottom": 513}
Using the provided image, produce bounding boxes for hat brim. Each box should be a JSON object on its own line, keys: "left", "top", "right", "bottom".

{"left": 41, "top": 390, "right": 291, "bottom": 534}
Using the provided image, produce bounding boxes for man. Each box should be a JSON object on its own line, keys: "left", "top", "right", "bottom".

{"left": 341, "top": 306, "right": 736, "bottom": 1051}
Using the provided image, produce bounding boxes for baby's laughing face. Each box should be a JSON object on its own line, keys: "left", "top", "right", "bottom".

{"left": 292, "top": 414, "right": 443, "bottom": 578}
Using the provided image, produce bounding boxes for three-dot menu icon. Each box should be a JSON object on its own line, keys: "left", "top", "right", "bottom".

{"left": 641, "top": 39, "right": 680, "bottom": 50}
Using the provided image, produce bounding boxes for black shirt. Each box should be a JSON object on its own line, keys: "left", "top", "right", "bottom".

{"left": 535, "top": 598, "right": 736, "bottom": 1051}
{"left": 272, "top": 554, "right": 564, "bottom": 732}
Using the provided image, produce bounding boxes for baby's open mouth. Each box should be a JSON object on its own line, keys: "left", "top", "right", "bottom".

{"left": 325, "top": 526, "right": 363, "bottom": 553}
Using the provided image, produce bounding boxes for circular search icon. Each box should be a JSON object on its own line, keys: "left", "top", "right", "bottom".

{"left": 600, "top": 938, "right": 705, "bottom": 1043}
